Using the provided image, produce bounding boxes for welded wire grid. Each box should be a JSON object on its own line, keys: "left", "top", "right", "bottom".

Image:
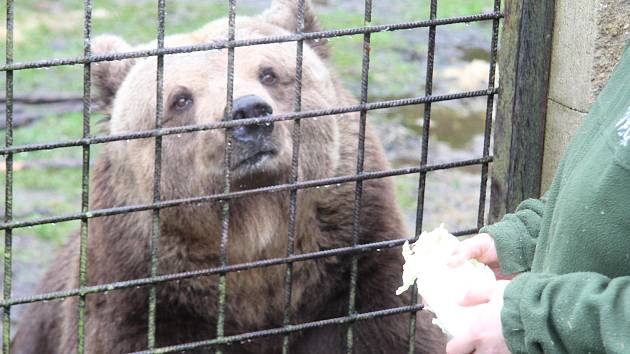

{"left": 281, "top": 0, "right": 306, "bottom": 352}
{"left": 216, "top": 2, "right": 237, "bottom": 353}
{"left": 147, "top": 0, "right": 167, "bottom": 350}
{"left": 405, "top": 0, "right": 439, "bottom": 351}
{"left": 77, "top": 0, "right": 93, "bottom": 352}
{"left": 0, "top": 0, "right": 503, "bottom": 353}
{"left": 345, "top": 0, "right": 373, "bottom": 352}
{"left": 2, "top": 1, "right": 13, "bottom": 353}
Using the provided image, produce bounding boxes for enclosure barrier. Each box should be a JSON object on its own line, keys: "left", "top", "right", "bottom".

{"left": 1, "top": 0, "right": 509, "bottom": 353}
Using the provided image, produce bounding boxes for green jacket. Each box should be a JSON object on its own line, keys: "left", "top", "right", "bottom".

{"left": 481, "top": 43, "right": 630, "bottom": 354}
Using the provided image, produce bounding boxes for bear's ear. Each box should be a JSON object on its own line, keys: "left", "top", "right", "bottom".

{"left": 91, "top": 35, "right": 136, "bottom": 106}
{"left": 261, "top": 0, "right": 330, "bottom": 58}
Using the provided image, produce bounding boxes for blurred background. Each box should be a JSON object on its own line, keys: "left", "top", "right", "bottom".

{"left": 0, "top": 0, "right": 496, "bottom": 326}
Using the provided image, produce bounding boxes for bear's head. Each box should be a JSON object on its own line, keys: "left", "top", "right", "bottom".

{"left": 92, "top": 0, "right": 344, "bottom": 207}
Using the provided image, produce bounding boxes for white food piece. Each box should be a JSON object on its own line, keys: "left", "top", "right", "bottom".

{"left": 396, "top": 225, "right": 496, "bottom": 338}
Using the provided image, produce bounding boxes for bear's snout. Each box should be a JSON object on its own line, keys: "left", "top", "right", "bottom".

{"left": 226, "top": 95, "right": 278, "bottom": 171}
{"left": 230, "top": 95, "right": 273, "bottom": 120}
{"left": 226, "top": 95, "right": 275, "bottom": 144}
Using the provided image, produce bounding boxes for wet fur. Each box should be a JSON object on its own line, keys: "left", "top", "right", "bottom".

{"left": 12, "top": 1, "right": 445, "bottom": 353}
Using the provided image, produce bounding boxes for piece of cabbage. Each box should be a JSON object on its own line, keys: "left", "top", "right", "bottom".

{"left": 396, "top": 225, "right": 496, "bottom": 338}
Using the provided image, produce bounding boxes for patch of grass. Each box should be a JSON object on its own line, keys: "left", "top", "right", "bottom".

{"left": 368, "top": 0, "right": 496, "bottom": 25}
{"left": 394, "top": 174, "right": 420, "bottom": 212}
{"left": 0, "top": 1, "right": 262, "bottom": 92}
{"left": 0, "top": 0, "right": 492, "bottom": 245}
{"left": 0, "top": 112, "right": 102, "bottom": 244}
{"left": 435, "top": 1, "right": 496, "bottom": 19}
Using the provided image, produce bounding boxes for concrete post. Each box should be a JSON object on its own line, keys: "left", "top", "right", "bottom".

{"left": 541, "top": 0, "right": 630, "bottom": 191}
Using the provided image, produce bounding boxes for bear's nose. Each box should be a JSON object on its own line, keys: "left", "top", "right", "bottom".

{"left": 225, "top": 95, "right": 274, "bottom": 143}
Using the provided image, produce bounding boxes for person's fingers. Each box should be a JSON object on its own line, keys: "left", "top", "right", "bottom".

{"left": 494, "top": 269, "right": 516, "bottom": 281}
{"left": 462, "top": 280, "right": 511, "bottom": 307}
{"left": 459, "top": 283, "right": 495, "bottom": 306}
{"left": 448, "top": 233, "right": 495, "bottom": 267}
{"left": 447, "top": 242, "right": 480, "bottom": 267}
{"left": 447, "top": 251, "right": 467, "bottom": 267}
{"left": 446, "top": 334, "right": 477, "bottom": 354}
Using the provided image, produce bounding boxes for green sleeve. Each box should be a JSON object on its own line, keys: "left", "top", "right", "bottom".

{"left": 502, "top": 272, "right": 630, "bottom": 354}
{"left": 480, "top": 198, "right": 545, "bottom": 274}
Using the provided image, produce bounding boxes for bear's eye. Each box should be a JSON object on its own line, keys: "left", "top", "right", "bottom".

{"left": 172, "top": 95, "right": 193, "bottom": 112}
{"left": 259, "top": 69, "right": 278, "bottom": 86}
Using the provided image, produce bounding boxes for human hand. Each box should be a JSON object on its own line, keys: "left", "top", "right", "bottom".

{"left": 446, "top": 280, "right": 511, "bottom": 354}
{"left": 448, "top": 233, "right": 514, "bottom": 280}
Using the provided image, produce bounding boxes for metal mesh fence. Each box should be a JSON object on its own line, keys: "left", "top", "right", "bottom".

{"left": 1, "top": 0, "right": 502, "bottom": 353}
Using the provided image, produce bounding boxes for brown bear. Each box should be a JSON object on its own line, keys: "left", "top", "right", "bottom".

{"left": 11, "top": 1, "right": 445, "bottom": 353}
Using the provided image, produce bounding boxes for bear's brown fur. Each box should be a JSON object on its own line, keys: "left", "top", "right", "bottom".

{"left": 12, "top": 1, "right": 445, "bottom": 353}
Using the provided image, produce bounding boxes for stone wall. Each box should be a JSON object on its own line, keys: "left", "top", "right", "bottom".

{"left": 541, "top": 0, "right": 630, "bottom": 190}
